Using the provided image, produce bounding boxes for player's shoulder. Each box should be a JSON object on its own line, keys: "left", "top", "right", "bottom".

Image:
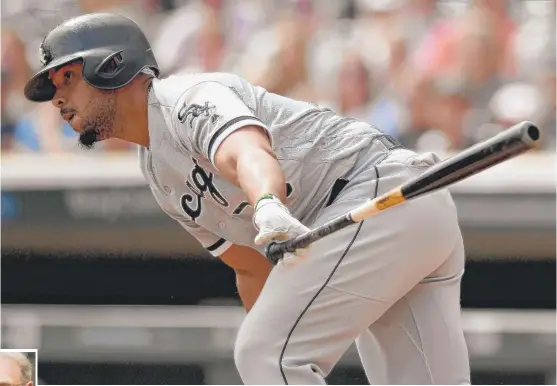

{"left": 150, "top": 72, "right": 252, "bottom": 107}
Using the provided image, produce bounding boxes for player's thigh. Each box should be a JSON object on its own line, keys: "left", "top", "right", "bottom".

{"left": 321, "top": 158, "right": 462, "bottom": 303}
{"left": 359, "top": 273, "right": 471, "bottom": 385}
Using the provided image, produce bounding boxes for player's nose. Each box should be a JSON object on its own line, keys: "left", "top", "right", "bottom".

{"left": 51, "top": 91, "right": 67, "bottom": 109}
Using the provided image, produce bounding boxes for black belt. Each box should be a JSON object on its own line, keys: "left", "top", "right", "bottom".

{"left": 376, "top": 134, "right": 404, "bottom": 151}
{"left": 325, "top": 134, "right": 403, "bottom": 207}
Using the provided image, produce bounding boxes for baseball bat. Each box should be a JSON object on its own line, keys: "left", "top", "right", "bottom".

{"left": 265, "top": 121, "right": 540, "bottom": 264}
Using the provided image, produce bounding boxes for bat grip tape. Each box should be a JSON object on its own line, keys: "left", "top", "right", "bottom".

{"left": 265, "top": 214, "right": 355, "bottom": 264}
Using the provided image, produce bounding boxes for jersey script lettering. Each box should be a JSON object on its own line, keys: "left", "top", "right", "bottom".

{"left": 181, "top": 157, "right": 228, "bottom": 220}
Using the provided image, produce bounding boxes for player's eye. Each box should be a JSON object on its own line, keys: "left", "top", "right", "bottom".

{"left": 64, "top": 71, "right": 72, "bottom": 81}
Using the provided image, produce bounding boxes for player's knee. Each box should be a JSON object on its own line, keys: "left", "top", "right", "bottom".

{"left": 234, "top": 328, "right": 275, "bottom": 377}
{"left": 234, "top": 323, "right": 330, "bottom": 382}
{"left": 233, "top": 333, "right": 253, "bottom": 373}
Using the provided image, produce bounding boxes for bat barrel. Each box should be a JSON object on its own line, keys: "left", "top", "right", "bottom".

{"left": 501, "top": 120, "right": 539, "bottom": 146}
{"left": 400, "top": 121, "right": 540, "bottom": 200}
{"left": 522, "top": 121, "right": 541, "bottom": 143}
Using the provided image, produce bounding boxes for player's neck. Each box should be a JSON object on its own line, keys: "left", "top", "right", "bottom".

{"left": 111, "top": 78, "right": 152, "bottom": 148}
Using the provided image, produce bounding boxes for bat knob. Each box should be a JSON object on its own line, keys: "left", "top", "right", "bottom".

{"left": 265, "top": 242, "right": 284, "bottom": 265}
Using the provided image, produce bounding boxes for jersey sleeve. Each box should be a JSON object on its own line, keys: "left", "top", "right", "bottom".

{"left": 176, "top": 218, "right": 232, "bottom": 257}
{"left": 173, "top": 81, "right": 270, "bottom": 166}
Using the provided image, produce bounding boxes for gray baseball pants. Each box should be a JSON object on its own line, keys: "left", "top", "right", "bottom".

{"left": 234, "top": 149, "right": 471, "bottom": 384}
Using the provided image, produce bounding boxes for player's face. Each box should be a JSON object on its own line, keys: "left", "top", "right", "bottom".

{"left": 49, "top": 62, "right": 116, "bottom": 149}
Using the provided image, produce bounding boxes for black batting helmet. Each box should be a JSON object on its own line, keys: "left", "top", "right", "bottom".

{"left": 24, "top": 13, "right": 159, "bottom": 102}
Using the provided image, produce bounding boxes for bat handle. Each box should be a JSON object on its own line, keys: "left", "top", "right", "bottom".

{"left": 265, "top": 214, "right": 355, "bottom": 264}
{"left": 266, "top": 235, "right": 317, "bottom": 264}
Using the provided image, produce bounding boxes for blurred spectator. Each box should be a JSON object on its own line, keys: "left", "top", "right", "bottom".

{"left": 415, "top": 0, "right": 516, "bottom": 78}
{"left": 393, "top": 75, "right": 436, "bottom": 150}
{"left": 1, "top": 28, "right": 32, "bottom": 126}
{"left": 333, "top": 51, "right": 373, "bottom": 121}
{"left": 244, "top": 11, "right": 315, "bottom": 101}
{"left": 1, "top": 27, "right": 74, "bottom": 152}
{"left": 538, "top": 64, "right": 557, "bottom": 151}
{"left": 417, "top": 6, "right": 510, "bottom": 111}
{"left": 0, "top": 0, "right": 554, "bottom": 155}
{"left": 401, "top": 0, "right": 440, "bottom": 50}
{"left": 350, "top": 0, "right": 407, "bottom": 90}
{"left": 153, "top": 0, "right": 242, "bottom": 76}
{"left": 151, "top": 0, "right": 207, "bottom": 75}
{"left": 192, "top": 5, "right": 227, "bottom": 72}
{"left": 78, "top": 0, "right": 164, "bottom": 41}
{"left": 452, "top": 9, "right": 509, "bottom": 108}
{"left": 427, "top": 76, "right": 472, "bottom": 151}
{"left": 488, "top": 70, "right": 556, "bottom": 151}
{"left": 1, "top": 69, "right": 16, "bottom": 150}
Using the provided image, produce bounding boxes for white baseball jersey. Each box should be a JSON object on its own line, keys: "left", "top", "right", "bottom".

{"left": 140, "top": 72, "right": 385, "bottom": 256}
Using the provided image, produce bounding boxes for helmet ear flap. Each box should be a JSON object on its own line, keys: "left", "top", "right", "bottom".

{"left": 95, "top": 50, "right": 126, "bottom": 79}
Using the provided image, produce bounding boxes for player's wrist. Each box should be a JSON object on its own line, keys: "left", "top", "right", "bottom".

{"left": 253, "top": 193, "right": 291, "bottom": 233}
{"left": 254, "top": 193, "right": 286, "bottom": 212}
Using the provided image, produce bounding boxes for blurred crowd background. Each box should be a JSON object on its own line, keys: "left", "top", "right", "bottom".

{"left": 1, "top": 0, "right": 555, "bottom": 154}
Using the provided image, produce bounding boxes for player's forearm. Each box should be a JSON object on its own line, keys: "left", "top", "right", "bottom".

{"left": 214, "top": 126, "right": 286, "bottom": 206}
{"left": 219, "top": 244, "right": 272, "bottom": 312}
{"left": 236, "top": 148, "right": 286, "bottom": 206}
{"left": 236, "top": 271, "right": 267, "bottom": 312}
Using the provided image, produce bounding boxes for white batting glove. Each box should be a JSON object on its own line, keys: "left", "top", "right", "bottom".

{"left": 253, "top": 194, "right": 311, "bottom": 267}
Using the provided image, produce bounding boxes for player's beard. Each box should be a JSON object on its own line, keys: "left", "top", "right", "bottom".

{"left": 78, "top": 92, "right": 117, "bottom": 149}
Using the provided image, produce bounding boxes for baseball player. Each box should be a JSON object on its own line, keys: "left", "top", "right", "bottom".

{"left": 24, "top": 13, "right": 470, "bottom": 385}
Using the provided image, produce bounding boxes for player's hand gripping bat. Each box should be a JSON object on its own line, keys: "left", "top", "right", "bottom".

{"left": 265, "top": 121, "right": 540, "bottom": 264}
